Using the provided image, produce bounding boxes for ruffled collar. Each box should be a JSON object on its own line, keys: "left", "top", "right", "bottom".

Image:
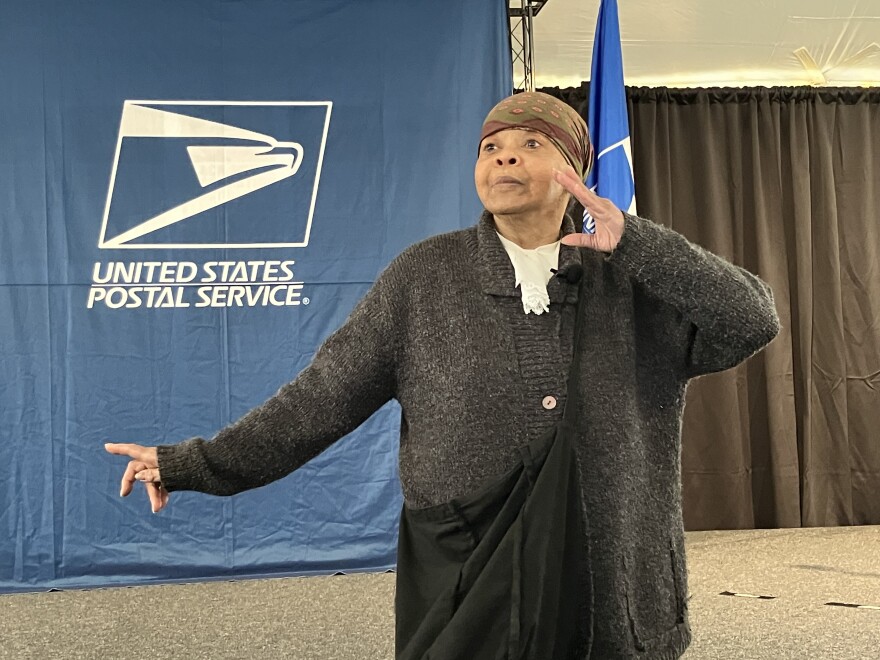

{"left": 474, "top": 210, "right": 581, "bottom": 308}
{"left": 496, "top": 232, "right": 560, "bottom": 314}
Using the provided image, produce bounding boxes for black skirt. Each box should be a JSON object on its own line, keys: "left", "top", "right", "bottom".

{"left": 395, "top": 422, "right": 593, "bottom": 660}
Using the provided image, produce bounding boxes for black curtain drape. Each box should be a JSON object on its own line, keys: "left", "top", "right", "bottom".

{"left": 540, "top": 85, "right": 880, "bottom": 530}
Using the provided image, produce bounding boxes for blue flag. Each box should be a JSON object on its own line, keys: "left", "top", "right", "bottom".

{"left": 584, "top": 0, "right": 636, "bottom": 233}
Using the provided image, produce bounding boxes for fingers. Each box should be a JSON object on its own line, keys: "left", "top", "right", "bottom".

{"left": 552, "top": 166, "right": 598, "bottom": 199}
{"left": 121, "top": 461, "right": 168, "bottom": 512}
{"left": 146, "top": 481, "right": 159, "bottom": 513}
{"left": 552, "top": 167, "right": 620, "bottom": 208}
{"left": 108, "top": 443, "right": 158, "bottom": 497}
{"left": 134, "top": 467, "right": 162, "bottom": 483}
{"left": 107, "top": 443, "right": 167, "bottom": 512}
{"left": 560, "top": 232, "right": 601, "bottom": 250}
{"left": 123, "top": 463, "right": 161, "bottom": 495}
{"left": 145, "top": 481, "right": 168, "bottom": 514}
{"left": 120, "top": 460, "right": 145, "bottom": 497}
{"left": 553, "top": 168, "right": 610, "bottom": 218}
{"left": 552, "top": 167, "right": 590, "bottom": 201}
{"left": 105, "top": 442, "right": 157, "bottom": 464}
{"left": 119, "top": 462, "right": 161, "bottom": 498}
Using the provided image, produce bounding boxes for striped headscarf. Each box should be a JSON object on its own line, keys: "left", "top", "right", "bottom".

{"left": 479, "top": 91, "right": 593, "bottom": 179}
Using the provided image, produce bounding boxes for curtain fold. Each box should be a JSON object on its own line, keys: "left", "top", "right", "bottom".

{"left": 541, "top": 85, "right": 880, "bottom": 529}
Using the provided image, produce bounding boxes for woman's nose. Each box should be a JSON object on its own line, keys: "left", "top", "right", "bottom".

{"left": 495, "top": 155, "right": 518, "bottom": 166}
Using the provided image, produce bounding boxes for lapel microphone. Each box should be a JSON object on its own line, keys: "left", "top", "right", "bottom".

{"left": 550, "top": 264, "right": 584, "bottom": 284}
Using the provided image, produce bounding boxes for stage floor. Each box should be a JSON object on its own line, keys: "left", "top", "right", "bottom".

{"left": 1, "top": 526, "right": 878, "bottom": 659}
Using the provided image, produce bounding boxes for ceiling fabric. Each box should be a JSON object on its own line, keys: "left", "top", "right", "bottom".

{"left": 532, "top": 0, "right": 880, "bottom": 88}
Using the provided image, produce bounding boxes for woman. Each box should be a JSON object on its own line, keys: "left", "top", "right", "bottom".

{"left": 107, "top": 91, "right": 780, "bottom": 659}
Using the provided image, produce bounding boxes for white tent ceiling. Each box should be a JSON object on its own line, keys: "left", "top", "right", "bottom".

{"left": 530, "top": 0, "right": 880, "bottom": 88}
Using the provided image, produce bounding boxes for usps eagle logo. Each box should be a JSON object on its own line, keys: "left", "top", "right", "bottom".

{"left": 99, "top": 101, "right": 332, "bottom": 249}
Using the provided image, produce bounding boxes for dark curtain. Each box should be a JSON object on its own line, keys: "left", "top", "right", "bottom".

{"left": 540, "top": 85, "right": 880, "bottom": 529}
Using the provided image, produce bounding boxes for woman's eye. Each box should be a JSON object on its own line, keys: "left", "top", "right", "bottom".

{"left": 525, "top": 139, "right": 539, "bottom": 148}
{"left": 483, "top": 143, "right": 496, "bottom": 152}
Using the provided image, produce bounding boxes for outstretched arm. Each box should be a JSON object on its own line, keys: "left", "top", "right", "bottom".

{"left": 107, "top": 267, "right": 400, "bottom": 508}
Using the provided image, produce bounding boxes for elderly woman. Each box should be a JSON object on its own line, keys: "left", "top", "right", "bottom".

{"left": 107, "top": 91, "right": 779, "bottom": 659}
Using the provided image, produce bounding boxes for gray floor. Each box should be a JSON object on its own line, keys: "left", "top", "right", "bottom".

{"left": 1, "top": 526, "right": 878, "bottom": 659}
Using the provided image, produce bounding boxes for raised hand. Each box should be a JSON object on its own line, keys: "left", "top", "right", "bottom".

{"left": 553, "top": 167, "right": 625, "bottom": 253}
{"left": 104, "top": 442, "right": 169, "bottom": 513}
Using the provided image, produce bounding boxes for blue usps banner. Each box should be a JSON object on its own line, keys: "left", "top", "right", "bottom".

{"left": 0, "top": 0, "right": 511, "bottom": 592}
{"left": 101, "top": 102, "right": 332, "bottom": 249}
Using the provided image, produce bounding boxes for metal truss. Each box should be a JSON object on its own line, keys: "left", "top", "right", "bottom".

{"left": 508, "top": 0, "right": 551, "bottom": 92}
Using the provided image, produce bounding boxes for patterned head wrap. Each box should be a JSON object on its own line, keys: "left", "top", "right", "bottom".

{"left": 479, "top": 91, "right": 593, "bottom": 179}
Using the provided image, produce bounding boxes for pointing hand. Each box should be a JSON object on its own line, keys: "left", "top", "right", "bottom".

{"left": 105, "top": 443, "right": 169, "bottom": 513}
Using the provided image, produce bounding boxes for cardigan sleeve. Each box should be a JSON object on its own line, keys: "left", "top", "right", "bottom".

{"left": 155, "top": 265, "right": 400, "bottom": 496}
{"left": 606, "top": 213, "right": 780, "bottom": 379}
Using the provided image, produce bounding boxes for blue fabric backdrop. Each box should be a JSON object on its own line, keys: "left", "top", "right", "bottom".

{"left": 0, "top": 0, "right": 511, "bottom": 593}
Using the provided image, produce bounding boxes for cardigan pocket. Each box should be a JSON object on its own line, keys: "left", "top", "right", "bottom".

{"left": 622, "top": 537, "right": 687, "bottom": 651}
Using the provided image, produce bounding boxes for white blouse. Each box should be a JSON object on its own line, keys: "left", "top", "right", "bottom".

{"left": 496, "top": 232, "right": 561, "bottom": 315}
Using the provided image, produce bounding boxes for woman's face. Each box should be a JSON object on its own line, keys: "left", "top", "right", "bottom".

{"left": 474, "top": 128, "right": 571, "bottom": 216}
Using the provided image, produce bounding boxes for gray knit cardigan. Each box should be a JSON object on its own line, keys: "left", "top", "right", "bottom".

{"left": 158, "top": 210, "right": 780, "bottom": 659}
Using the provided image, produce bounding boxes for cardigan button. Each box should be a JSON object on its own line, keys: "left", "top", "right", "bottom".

{"left": 542, "top": 395, "right": 557, "bottom": 410}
